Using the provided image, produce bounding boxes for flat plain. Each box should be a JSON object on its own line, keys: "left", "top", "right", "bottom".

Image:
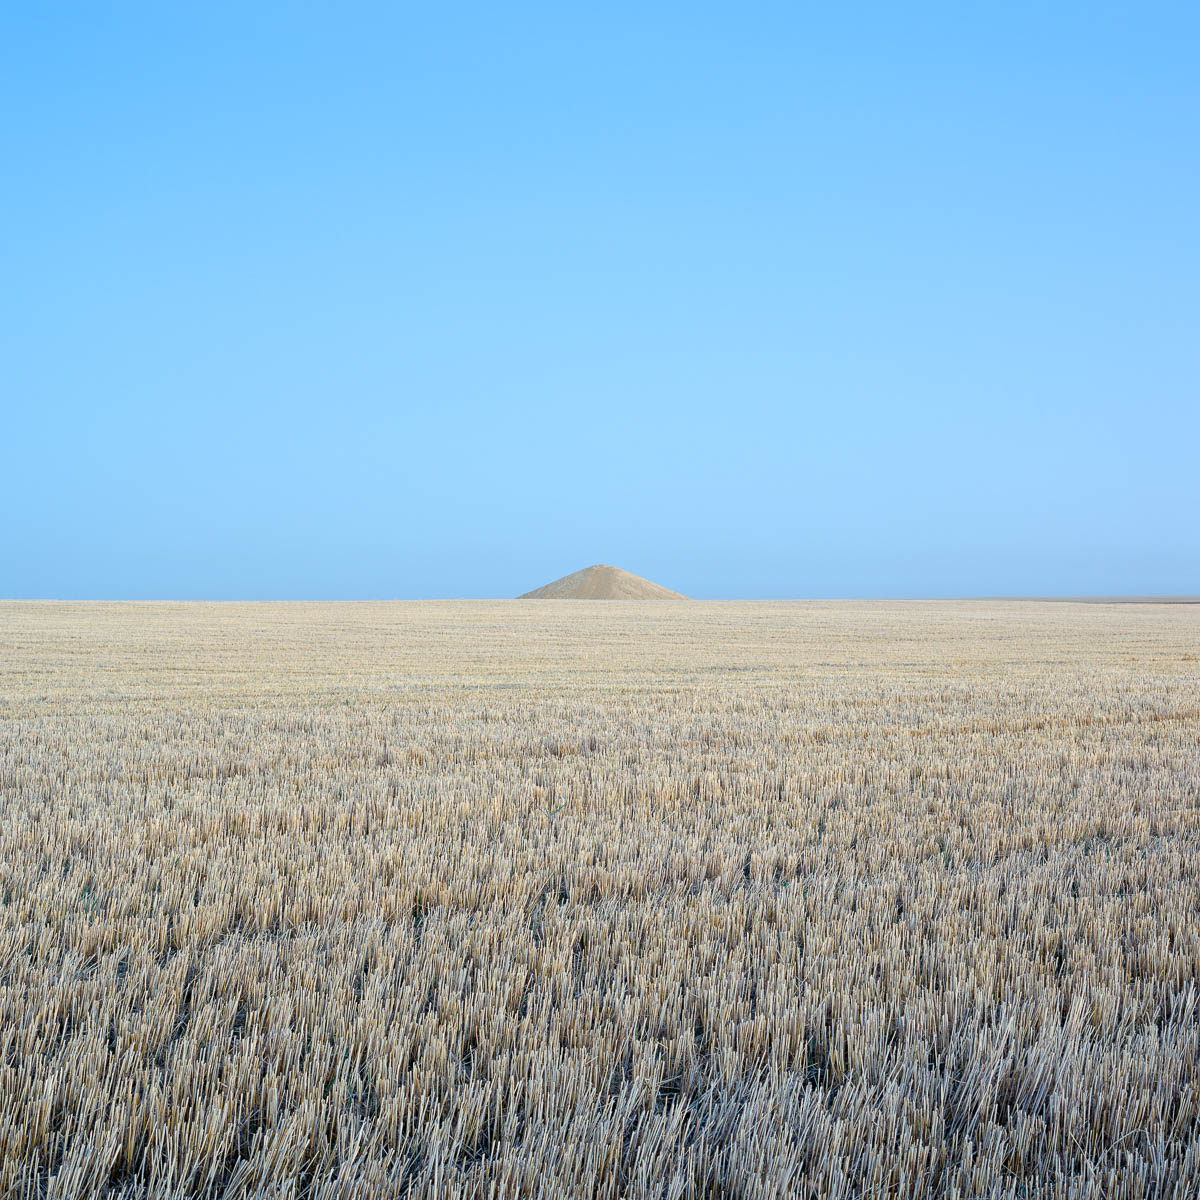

{"left": 1, "top": 599, "right": 1197, "bottom": 1199}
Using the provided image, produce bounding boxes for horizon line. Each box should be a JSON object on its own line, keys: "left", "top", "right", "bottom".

{"left": 2, "top": 595, "right": 1198, "bottom": 605}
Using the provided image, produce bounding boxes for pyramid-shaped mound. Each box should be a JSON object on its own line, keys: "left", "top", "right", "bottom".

{"left": 518, "top": 564, "right": 687, "bottom": 600}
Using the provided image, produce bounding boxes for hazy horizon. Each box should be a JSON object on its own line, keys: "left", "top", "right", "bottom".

{"left": 4, "top": 4, "right": 1197, "bottom": 600}
{"left": 5, "top": 588, "right": 1199, "bottom": 603}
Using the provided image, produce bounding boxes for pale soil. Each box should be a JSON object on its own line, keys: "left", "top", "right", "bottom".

{"left": 517, "top": 563, "right": 687, "bottom": 599}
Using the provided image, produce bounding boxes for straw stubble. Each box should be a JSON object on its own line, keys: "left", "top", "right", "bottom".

{"left": 0, "top": 599, "right": 1196, "bottom": 1198}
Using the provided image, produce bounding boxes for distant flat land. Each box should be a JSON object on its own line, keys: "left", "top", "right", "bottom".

{"left": 1, "top": 600, "right": 1197, "bottom": 1198}
{"left": 1030, "top": 595, "right": 1200, "bottom": 604}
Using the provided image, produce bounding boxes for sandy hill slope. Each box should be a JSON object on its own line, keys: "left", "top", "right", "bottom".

{"left": 517, "top": 564, "right": 687, "bottom": 600}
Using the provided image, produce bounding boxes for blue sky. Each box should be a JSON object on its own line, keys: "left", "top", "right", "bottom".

{"left": 3, "top": 3, "right": 1197, "bottom": 599}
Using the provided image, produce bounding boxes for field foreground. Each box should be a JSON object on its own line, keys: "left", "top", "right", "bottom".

{"left": 1, "top": 600, "right": 1198, "bottom": 1199}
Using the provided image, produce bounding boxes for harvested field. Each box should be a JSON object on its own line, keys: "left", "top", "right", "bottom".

{"left": 0, "top": 599, "right": 1197, "bottom": 1198}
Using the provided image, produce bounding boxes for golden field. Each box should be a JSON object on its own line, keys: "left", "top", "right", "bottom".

{"left": 0, "top": 599, "right": 1197, "bottom": 1199}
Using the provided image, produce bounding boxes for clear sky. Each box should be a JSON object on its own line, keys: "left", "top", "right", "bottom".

{"left": 3, "top": 3, "right": 1197, "bottom": 599}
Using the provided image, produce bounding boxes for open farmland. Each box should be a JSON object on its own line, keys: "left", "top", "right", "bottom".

{"left": 0, "top": 600, "right": 1198, "bottom": 1199}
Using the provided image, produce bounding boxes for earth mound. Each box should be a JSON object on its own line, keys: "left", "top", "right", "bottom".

{"left": 517, "top": 564, "right": 687, "bottom": 600}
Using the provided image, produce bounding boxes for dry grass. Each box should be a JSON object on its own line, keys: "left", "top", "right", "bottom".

{"left": 0, "top": 599, "right": 1197, "bottom": 1199}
